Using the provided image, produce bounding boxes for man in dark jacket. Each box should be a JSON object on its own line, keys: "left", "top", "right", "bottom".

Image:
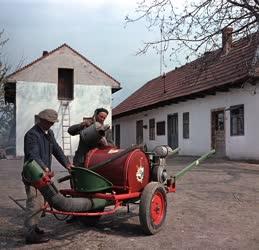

{"left": 66, "top": 108, "right": 113, "bottom": 224}
{"left": 68, "top": 108, "right": 113, "bottom": 168}
{"left": 23, "top": 109, "right": 72, "bottom": 244}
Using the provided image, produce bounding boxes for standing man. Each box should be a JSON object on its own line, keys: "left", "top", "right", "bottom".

{"left": 66, "top": 108, "right": 113, "bottom": 223}
{"left": 23, "top": 109, "right": 72, "bottom": 244}
{"left": 68, "top": 108, "right": 113, "bottom": 168}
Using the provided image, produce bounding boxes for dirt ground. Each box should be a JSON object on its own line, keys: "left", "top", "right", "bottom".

{"left": 0, "top": 155, "right": 258, "bottom": 250}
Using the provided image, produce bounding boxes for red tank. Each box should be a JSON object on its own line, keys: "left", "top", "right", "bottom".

{"left": 84, "top": 147, "right": 151, "bottom": 193}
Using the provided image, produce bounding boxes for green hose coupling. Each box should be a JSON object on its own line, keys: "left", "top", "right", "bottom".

{"left": 23, "top": 160, "right": 44, "bottom": 183}
{"left": 23, "top": 160, "right": 53, "bottom": 189}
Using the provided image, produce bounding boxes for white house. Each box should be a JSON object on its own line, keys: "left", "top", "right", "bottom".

{"left": 5, "top": 43, "right": 121, "bottom": 156}
{"left": 112, "top": 31, "right": 259, "bottom": 160}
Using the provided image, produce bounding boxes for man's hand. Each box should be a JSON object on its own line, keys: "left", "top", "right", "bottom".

{"left": 81, "top": 118, "right": 93, "bottom": 128}
{"left": 98, "top": 137, "right": 108, "bottom": 146}
{"left": 66, "top": 163, "right": 74, "bottom": 173}
{"left": 44, "top": 168, "right": 54, "bottom": 178}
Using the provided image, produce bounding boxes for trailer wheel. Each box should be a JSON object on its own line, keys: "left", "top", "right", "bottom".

{"left": 139, "top": 182, "right": 167, "bottom": 235}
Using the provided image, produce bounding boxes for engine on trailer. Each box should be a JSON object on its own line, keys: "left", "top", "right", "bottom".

{"left": 148, "top": 146, "right": 180, "bottom": 184}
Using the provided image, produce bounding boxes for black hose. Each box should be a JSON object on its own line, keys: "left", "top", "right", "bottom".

{"left": 39, "top": 183, "right": 92, "bottom": 212}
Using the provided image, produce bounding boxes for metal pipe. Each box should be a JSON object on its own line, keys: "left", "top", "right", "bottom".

{"left": 174, "top": 149, "right": 215, "bottom": 181}
{"left": 171, "top": 147, "right": 180, "bottom": 155}
{"left": 8, "top": 196, "right": 26, "bottom": 211}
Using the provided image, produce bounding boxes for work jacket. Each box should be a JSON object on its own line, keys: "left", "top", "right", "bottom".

{"left": 24, "top": 124, "right": 69, "bottom": 171}
{"left": 68, "top": 123, "right": 114, "bottom": 167}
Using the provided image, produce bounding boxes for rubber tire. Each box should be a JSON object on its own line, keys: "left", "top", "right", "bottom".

{"left": 139, "top": 182, "right": 167, "bottom": 235}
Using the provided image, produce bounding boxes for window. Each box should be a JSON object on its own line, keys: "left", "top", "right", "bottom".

{"left": 149, "top": 119, "right": 155, "bottom": 140}
{"left": 157, "top": 121, "right": 165, "bottom": 135}
{"left": 58, "top": 68, "right": 74, "bottom": 100}
{"left": 115, "top": 124, "right": 120, "bottom": 147}
{"left": 183, "top": 112, "right": 189, "bottom": 139}
{"left": 230, "top": 105, "right": 244, "bottom": 136}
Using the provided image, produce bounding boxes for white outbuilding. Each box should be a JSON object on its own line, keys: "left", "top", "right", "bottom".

{"left": 5, "top": 43, "right": 121, "bottom": 156}
{"left": 112, "top": 32, "right": 259, "bottom": 160}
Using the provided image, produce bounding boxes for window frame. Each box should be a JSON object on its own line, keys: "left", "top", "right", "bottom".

{"left": 230, "top": 104, "right": 244, "bottom": 136}
{"left": 149, "top": 118, "right": 155, "bottom": 140}
{"left": 183, "top": 112, "right": 190, "bottom": 139}
{"left": 156, "top": 121, "right": 165, "bottom": 136}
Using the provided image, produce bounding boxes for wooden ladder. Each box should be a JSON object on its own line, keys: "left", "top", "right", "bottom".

{"left": 60, "top": 100, "right": 72, "bottom": 156}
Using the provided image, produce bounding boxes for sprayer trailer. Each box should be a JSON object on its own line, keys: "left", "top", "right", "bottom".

{"left": 23, "top": 145, "right": 215, "bottom": 235}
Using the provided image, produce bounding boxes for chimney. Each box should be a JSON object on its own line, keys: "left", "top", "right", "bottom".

{"left": 42, "top": 50, "right": 48, "bottom": 56}
{"left": 222, "top": 27, "right": 233, "bottom": 54}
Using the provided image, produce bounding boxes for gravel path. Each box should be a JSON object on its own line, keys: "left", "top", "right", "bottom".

{"left": 0, "top": 156, "right": 258, "bottom": 249}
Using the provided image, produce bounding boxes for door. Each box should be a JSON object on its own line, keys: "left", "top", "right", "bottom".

{"left": 136, "top": 120, "right": 143, "bottom": 145}
{"left": 211, "top": 110, "right": 226, "bottom": 156}
{"left": 167, "top": 113, "right": 178, "bottom": 149}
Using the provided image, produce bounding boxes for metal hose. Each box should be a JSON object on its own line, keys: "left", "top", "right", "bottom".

{"left": 23, "top": 160, "right": 102, "bottom": 212}
{"left": 39, "top": 183, "right": 93, "bottom": 212}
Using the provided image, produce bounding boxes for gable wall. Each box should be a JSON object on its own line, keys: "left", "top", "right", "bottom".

{"left": 9, "top": 46, "right": 118, "bottom": 88}
{"left": 16, "top": 81, "right": 112, "bottom": 156}
{"left": 113, "top": 82, "right": 259, "bottom": 160}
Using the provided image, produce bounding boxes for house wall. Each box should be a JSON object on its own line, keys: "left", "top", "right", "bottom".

{"left": 113, "top": 83, "right": 259, "bottom": 160}
{"left": 8, "top": 46, "right": 119, "bottom": 89}
{"left": 16, "top": 81, "right": 111, "bottom": 156}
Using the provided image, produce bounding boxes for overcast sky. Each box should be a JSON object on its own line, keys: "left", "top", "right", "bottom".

{"left": 1, "top": 0, "right": 180, "bottom": 107}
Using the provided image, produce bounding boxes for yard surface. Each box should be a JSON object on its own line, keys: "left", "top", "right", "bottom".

{"left": 0, "top": 155, "right": 258, "bottom": 249}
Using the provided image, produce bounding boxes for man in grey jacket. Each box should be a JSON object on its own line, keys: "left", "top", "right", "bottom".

{"left": 23, "top": 109, "right": 72, "bottom": 244}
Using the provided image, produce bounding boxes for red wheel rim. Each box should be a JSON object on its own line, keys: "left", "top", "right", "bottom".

{"left": 150, "top": 191, "right": 165, "bottom": 225}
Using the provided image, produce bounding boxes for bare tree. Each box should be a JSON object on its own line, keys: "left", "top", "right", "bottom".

{"left": 0, "top": 30, "right": 14, "bottom": 148}
{"left": 0, "top": 30, "right": 9, "bottom": 83}
{"left": 126, "top": 0, "right": 259, "bottom": 62}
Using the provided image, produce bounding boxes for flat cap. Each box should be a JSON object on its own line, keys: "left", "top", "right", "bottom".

{"left": 37, "top": 109, "right": 59, "bottom": 123}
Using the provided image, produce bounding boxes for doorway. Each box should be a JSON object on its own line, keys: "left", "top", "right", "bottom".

{"left": 211, "top": 109, "right": 226, "bottom": 156}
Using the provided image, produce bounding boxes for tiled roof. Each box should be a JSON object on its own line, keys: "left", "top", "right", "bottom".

{"left": 7, "top": 43, "right": 121, "bottom": 91}
{"left": 113, "top": 34, "right": 259, "bottom": 118}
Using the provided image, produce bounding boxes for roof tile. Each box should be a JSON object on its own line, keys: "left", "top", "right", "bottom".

{"left": 113, "top": 34, "right": 259, "bottom": 118}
